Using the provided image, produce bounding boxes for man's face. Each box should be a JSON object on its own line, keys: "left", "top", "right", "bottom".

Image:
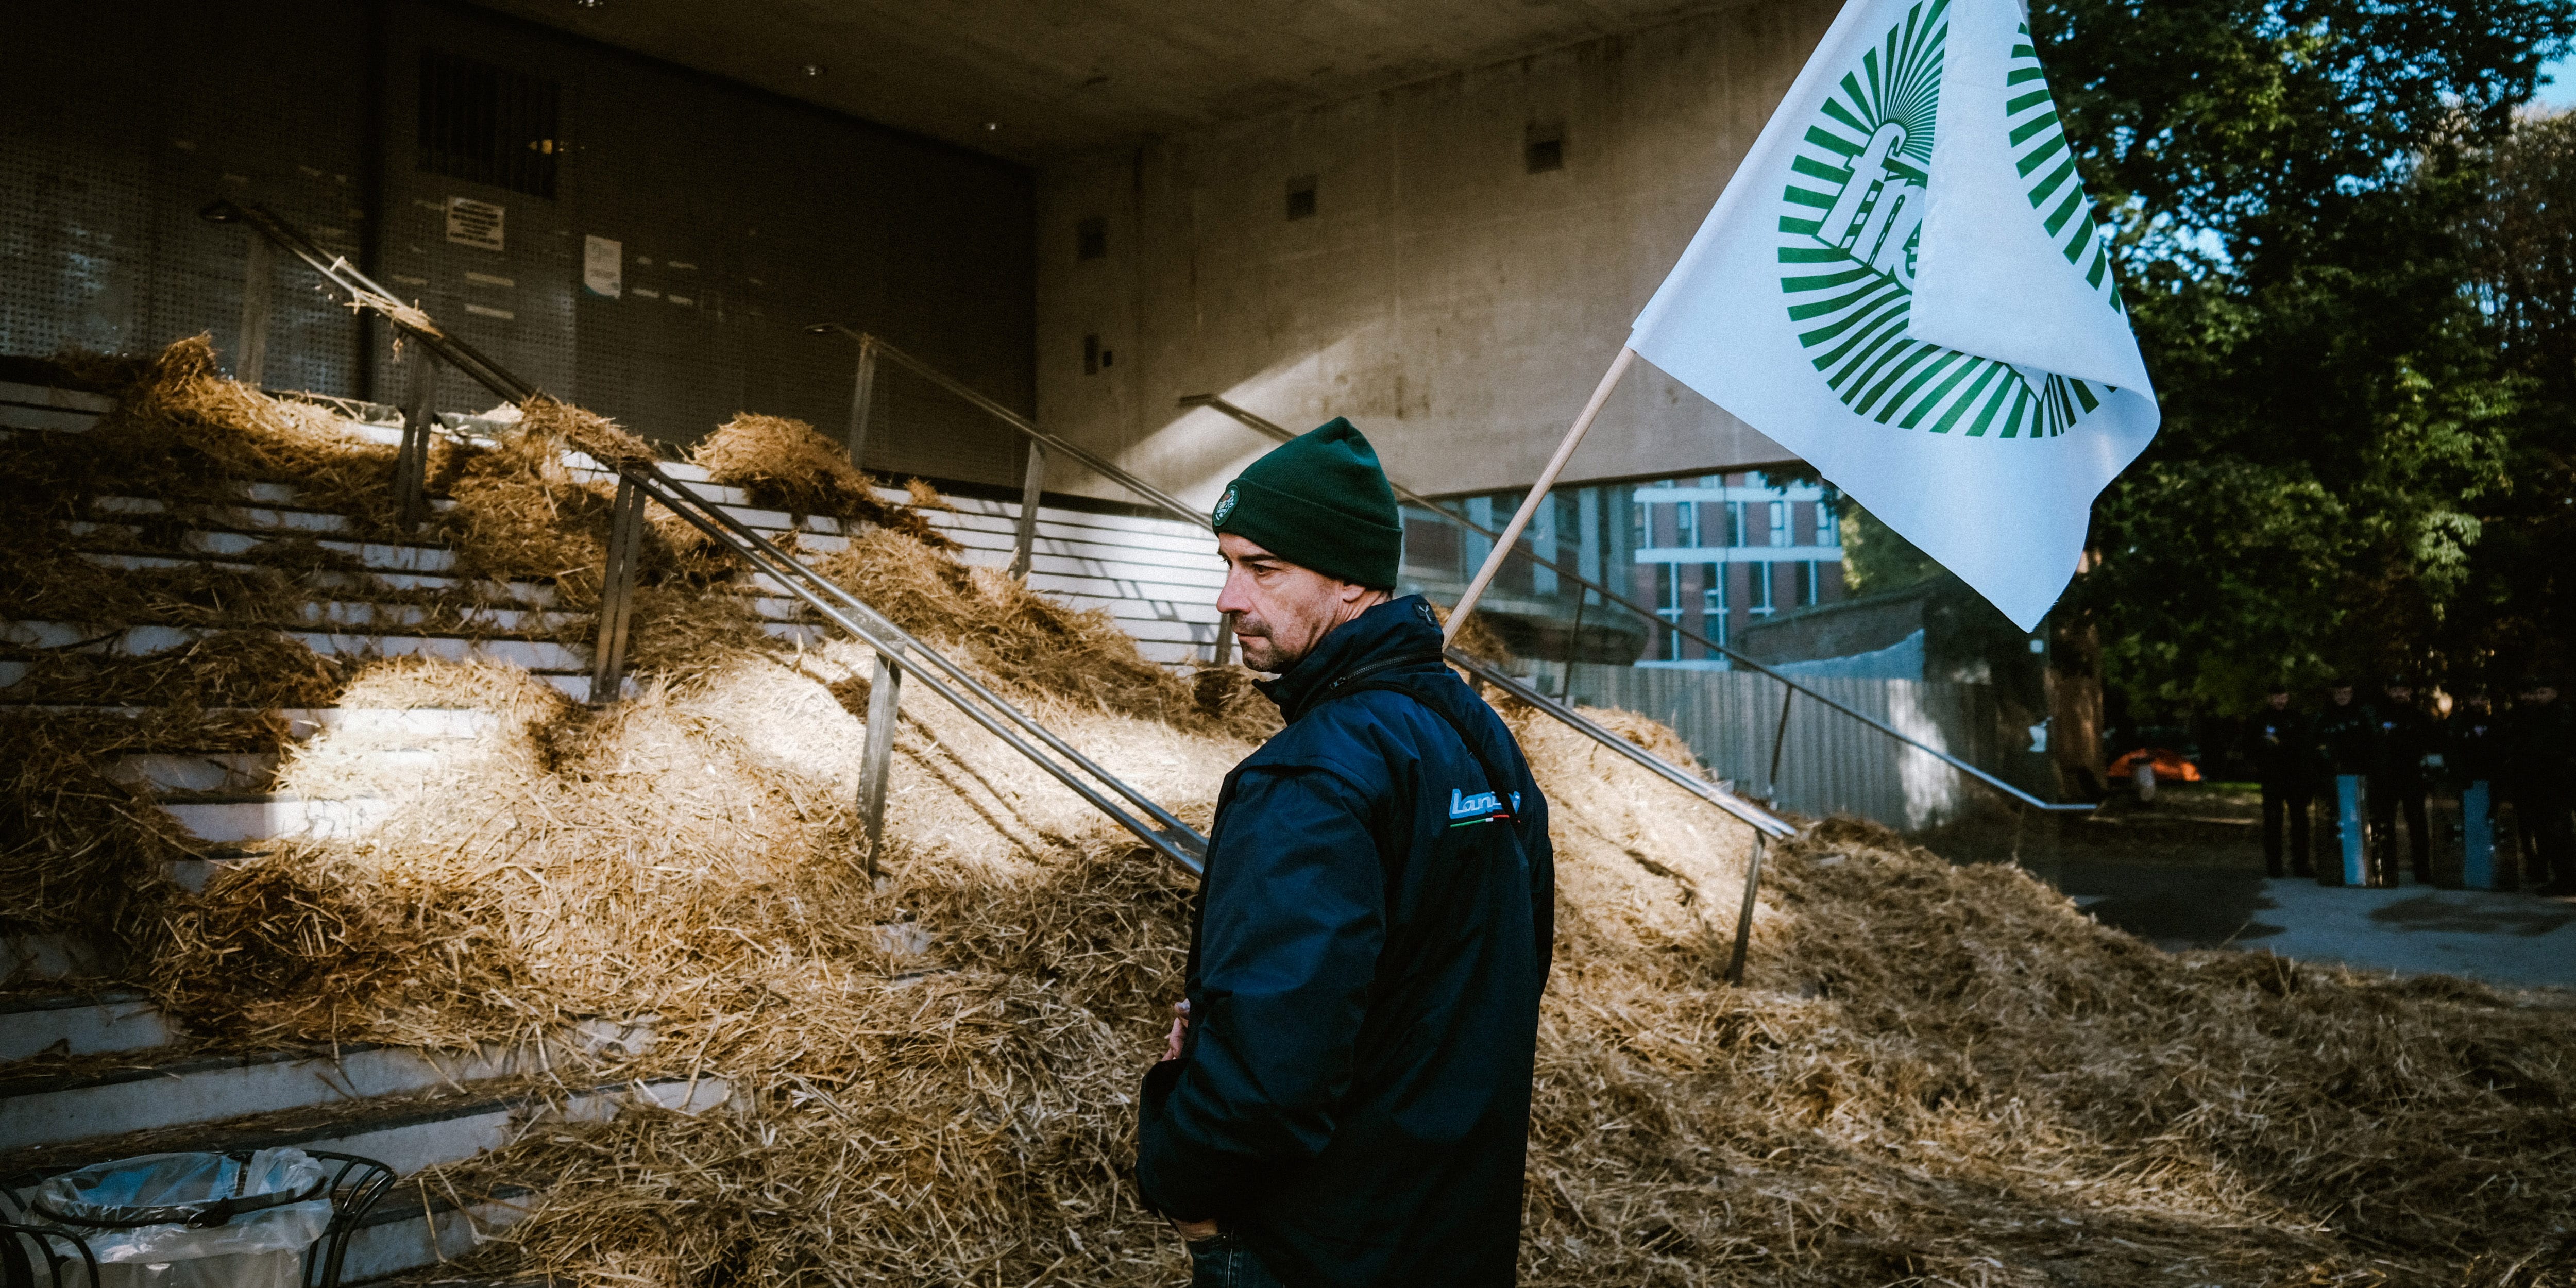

{"left": 2387, "top": 685, "right": 2412, "bottom": 704}
{"left": 2331, "top": 686, "right": 2353, "bottom": 706}
{"left": 1215, "top": 533, "right": 1384, "bottom": 673}
{"left": 2540, "top": 686, "right": 2561, "bottom": 705}
{"left": 2266, "top": 692, "right": 2289, "bottom": 710}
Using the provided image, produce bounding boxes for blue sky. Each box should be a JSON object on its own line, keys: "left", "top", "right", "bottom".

{"left": 2542, "top": 52, "right": 2576, "bottom": 109}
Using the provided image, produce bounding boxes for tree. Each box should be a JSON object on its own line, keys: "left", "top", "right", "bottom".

{"left": 2030, "top": 0, "right": 2576, "bottom": 716}
{"left": 2452, "top": 109, "right": 2576, "bottom": 676}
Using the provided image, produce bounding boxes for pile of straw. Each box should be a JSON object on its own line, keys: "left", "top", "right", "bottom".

{"left": 692, "top": 413, "right": 959, "bottom": 552}
{"left": 10, "top": 341, "right": 2575, "bottom": 1286}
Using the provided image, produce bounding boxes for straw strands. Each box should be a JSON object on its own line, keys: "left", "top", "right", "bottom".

{"left": 7, "top": 340, "right": 2575, "bottom": 1286}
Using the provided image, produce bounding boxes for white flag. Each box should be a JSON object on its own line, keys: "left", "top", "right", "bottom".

{"left": 1629, "top": 0, "right": 2156, "bottom": 631}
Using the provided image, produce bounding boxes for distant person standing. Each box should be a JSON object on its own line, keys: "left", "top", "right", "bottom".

{"left": 2312, "top": 682, "right": 2383, "bottom": 884}
{"left": 2241, "top": 685, "right": 2313, "bottom": 878}
{"left": 2449, "top": 687, "right": 2507, "bottom": 888}
{"left": 2506, "top": 676, "right": 2574, "bottom": 896}
{"left": 2371, "top": 678, "right": 2438, "bottom": 884}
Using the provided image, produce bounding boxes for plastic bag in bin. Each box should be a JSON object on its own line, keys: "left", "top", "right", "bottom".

{"left": 29, "top": 1149, "right": 334, "bottom": 1288}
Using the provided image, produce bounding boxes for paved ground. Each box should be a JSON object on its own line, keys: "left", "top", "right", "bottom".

{"left": 1924, "top": 784, "right": 2576, "bottom": 993}
{"left": 2028, "top": 860, "right": 2576, "bottom": 991}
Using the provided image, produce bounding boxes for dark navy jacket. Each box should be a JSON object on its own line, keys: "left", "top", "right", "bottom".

{"left": 1136, "top": 596, "right": 1554, "bottom": 1287}
{"left": 2240, "top": 708, "right": 2311, "bottom": 786}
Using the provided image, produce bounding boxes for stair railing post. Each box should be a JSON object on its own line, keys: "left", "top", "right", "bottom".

{"left": 1724, "top": 833, "right": 1767, "bottom": 986}
{"left": 845, "top": 337, "right": 878, "bottom": 467}
{"left": 394, "top": 347, "right": 438, "bottom": 532}
{"left": 1559, "top": 593, "right": 1586, "bottom": 702}
{"left": 1213, "top": 611, "right": 1237, "bottom": 667}
{"left": 589, "top": 476, "right": 645, "bottom": 702}
{"left": 857, "top": 647, "right": 905, "bottom": 878}
{"left": 1767, "top": 683, "right": 1797, "bottom": 801}
{"left": 235, "top": 231, "right": 276, "bottom": 387}
{"left": 1009, "top": 439, "right": 1044, "bottom": 580}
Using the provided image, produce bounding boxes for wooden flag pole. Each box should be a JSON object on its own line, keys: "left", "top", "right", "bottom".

{"left": 1443, "top": 346, "right": 1638, "bottom": 645}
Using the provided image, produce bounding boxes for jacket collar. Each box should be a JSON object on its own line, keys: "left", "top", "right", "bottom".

{"left": 1256, "top": 595, "right": 1447, "bottom": 723}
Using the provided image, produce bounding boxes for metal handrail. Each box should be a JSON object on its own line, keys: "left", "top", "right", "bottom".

{"left": 210, "top": 199, "right": 1208, "bottom": 875}
{"left": 221, "top": 195, "right": 1789, "bottom": 973}
{"left": 639, "top": 468, "right": 1205, "bottom": 852}
{"left": 1179, "top": 392, "right": 2091, "bottom": 814}
{"left": 782, "top": 330, "right": 1793, "bottom": 838}
{"left": 1446, "top": 651, "right": 1794, "bottom": 839}
{"left": 628, "top": 468, "right": 1208, "bottom": 873}
{"left": 807, "top": 325, "right": 1204, "bottom": 522}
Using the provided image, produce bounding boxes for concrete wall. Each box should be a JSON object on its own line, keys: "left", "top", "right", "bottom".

{"left": 3, "top": 0, "right": 1035, "bottom": 487}
{"left": 1033, "top": 0, "right": 1836, "bottom": 511}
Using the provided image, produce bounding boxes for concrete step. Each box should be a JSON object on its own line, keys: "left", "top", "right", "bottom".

{"left": 0, "top": 1076, "right": 726, "bottom": 1286}
{"left": 89, "top": 495, "right": 366, "bottom": 537}
{"left": 101, "top": 751, "right": 281, "bottom": 793}
{"left": 9, "top": 378, "right": 1207, "bottom": 674}
{"left": 1020, "top": 566, "right": 1225, "bottom": 608}
{"left": 1, "top": 619, "right": 589, "bottom": 677}
{"left": 338, "top": 1180, "right": 539, "bottom": 1284}
{"left": 0, "top": 934, "right": 122, "bottom": 987}
{"left": 107, "top": 748, "right": 446, "bottom": 796}
{"left": 162, "top": 795, "right": 395, "bottom": 854}
{"left": 1046, "top": 589, "right": 1224, "bottom": 628}
{"left": 0, "top": 988, "right": 172, "bottom": 1063}
{"left": 76, "top": 552, "right": 803, "bottom": 627}
{"left": 0, "top": 1041, "right": 542, "bottom": 1153}
{"left": 0, "top": 379, "right": 112, "bottom": 414}
{"left": 935, "top": 506, "right": 1222, "bottom": 570}
{"left": 106, "top": 476, "right": 863, "bottom": 550}
{"left": 61, "top": 522, "right": 463, "bottom": 574}
{"left": 0, "top": 1075, "right": 726, "bottom": 1186}
{"left": 936, "top": 489, "right": 1210, "bottom": 539}
{"left": 5, "top": 705, "right": 506, "bottom": 742}
{"left": 1131, "top": 639, "right": 1204, "bottom": 666}
{"left": 5, "top": 598, "right": 583, "bottom": 645}
{"left": 0, "top": 381, "right": 110, "bottom": 435}
{"left": 76, "top": 552, "right": 566, "bottom": 611}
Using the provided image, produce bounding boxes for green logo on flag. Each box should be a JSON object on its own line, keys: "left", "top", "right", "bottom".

{"left": 2007, "top": 22, "right": 2125, "bottom": 313}
{"left": 1774, "top": 0, "right": 2113, "bottom": 438}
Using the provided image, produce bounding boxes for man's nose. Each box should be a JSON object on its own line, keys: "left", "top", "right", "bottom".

{"left": 1215, "top": 565, "right": 1252, "bottom": 615}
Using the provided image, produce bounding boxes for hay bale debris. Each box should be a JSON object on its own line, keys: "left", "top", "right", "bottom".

{"left": 5, "top": 338, "right": 2572, "bottom": 1287}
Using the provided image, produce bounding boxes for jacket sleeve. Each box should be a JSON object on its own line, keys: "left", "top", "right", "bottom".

{"left": 1136, "top": 760, "right": 1387, "bottom": 1222}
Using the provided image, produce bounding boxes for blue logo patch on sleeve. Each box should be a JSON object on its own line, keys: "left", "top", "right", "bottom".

{"left": 1447, "top": 787, "right": 1521, "bottom": 827}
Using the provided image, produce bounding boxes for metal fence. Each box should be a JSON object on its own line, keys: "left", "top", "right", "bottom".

{"left": 1520, "top": 663, "right": 2043, "bottom": 830}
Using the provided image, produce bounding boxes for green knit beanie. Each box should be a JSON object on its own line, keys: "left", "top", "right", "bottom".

{"left": 1211, "top": 417, "right": 1403, "bottom": 589}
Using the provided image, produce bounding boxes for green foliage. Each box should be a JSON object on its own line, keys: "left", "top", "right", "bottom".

{"left": 2032, "top": 0, "right": 2576, "bottom": 715}
{"left": 1838, "top": 502, "right": 1944, "bottom": 596}
{"left": 2453, "top": 111, "right": 2576, "bottom": 670}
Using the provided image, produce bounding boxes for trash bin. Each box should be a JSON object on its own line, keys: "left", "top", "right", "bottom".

{"left": 26, "top": 1151, "right": 336, "bottom": 1288}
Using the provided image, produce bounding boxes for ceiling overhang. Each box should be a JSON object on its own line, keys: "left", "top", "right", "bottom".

{"left": 464, "top": 0, "right": 1757, "bottom": 161}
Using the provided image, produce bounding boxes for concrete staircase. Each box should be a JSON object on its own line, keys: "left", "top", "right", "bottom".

{"left": 0, "top": 379, "right": 729, "bottom": 1285}
{"left": 0, "top": 996, "right": 727, "bottom": 1284}
{"left": 0, "top": 370, "right": 1223, "bottom": 1284}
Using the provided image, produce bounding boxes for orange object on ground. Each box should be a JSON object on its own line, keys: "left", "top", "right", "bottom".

{"left": 2107, "top": 747, "right": 2202, "bottom": 783}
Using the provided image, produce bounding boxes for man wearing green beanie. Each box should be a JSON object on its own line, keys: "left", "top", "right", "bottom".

{"left": 1136, "top": 417, "right": 1555, "bottom": 1287}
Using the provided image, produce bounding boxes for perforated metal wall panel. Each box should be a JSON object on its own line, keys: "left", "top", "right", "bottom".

{"left": 1, "top": 1, "right": 372, "bottom": 396}
{"left": 3, "top": 0, "right": 1035, "bottom": 490}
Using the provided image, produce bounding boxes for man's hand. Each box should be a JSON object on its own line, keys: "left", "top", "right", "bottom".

{"left": 1161, "top": 999, "right": 1191, "bottom": 1062}
{"left": 1171, "top": 1216, "right": 1221, "bottom": 1242}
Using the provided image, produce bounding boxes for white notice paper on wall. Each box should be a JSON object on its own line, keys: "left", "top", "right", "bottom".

{"left": 583, "top": 235, "right": 622, "bottom": 298}
{"left": 445, "top": 197, "right": 505, "bottom": 251}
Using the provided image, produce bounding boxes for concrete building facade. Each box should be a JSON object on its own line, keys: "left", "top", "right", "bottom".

{"left": 1033, "top": 0, "right": 1839, "bottom": 510}
{"left": 3, "top": 0, "right": 1037, "bottom": 487}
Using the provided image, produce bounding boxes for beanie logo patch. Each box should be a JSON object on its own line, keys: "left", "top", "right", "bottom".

{"left": 1212, "top": 483, "right": 1240, "bottom": 527}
